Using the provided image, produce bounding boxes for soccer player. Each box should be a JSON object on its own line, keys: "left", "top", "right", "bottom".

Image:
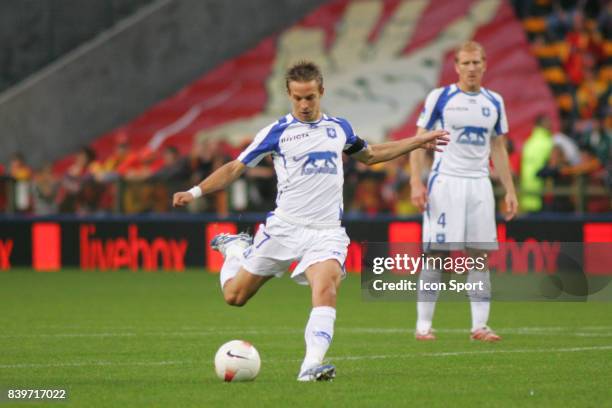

{"left": 173, "top": 61, "right": 449, "bottom": 381}
{"left": 409, "top": 41, "right": 518, "bottom": 342}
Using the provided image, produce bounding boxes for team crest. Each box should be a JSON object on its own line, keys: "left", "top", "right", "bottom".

{"left": 482, "top": 107, "right": 491, "bottom": 117}
{"left": 326, "top": 128, "right": 337, "bottom": 138}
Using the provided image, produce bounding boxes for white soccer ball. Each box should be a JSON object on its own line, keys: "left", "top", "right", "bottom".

{"left": 214, "top": 340, "right": 261, "bottom": 382}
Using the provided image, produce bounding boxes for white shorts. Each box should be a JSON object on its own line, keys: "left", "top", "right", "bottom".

{"left": 241, "top": 214, "right": 350, "bottom": 285}
{"left": 423, "top": 173, "right": 498, "bottom": 251}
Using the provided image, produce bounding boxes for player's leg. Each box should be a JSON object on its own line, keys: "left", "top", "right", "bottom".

{"left": 222, "top": 268, "right": 273, "bottom": 306}
{"left": 465, "top": 178, "right": 501, "bottom": 342}
{"left": 465, "top": 248, "right": 499, "bottom": 341}
{"left": 212, "top": 232, "right": 273, "bottom": 307}
{"left": 417, "top": 175, "right": 465, "bottom": 340}
{"left": 416, "top": 251, "right": 445, "bottom": 340}
{"left": 297, "top": 259, "right": 342, "bottom": 381}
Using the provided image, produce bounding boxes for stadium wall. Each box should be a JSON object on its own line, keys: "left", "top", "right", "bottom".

{"left": 0, "top": 215, "right": 610, "bottom": 273}
{"left": 0, "top": 0, "right": 328, "bottom": 166}
{"left": 0, "top": 0, "right": 155, "bottom": 93}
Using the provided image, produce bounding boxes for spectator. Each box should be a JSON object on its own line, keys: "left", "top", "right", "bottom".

{"left": 244, "top": 155, "right": 277, "bottom": 212}
{"left": 547, "top": 2, "right": 573, "bottom": 40}
{"left": 8, "top": 152, "right": 32, "bottom": 211}
{"left": 58, "top": 147, "right": 100, "bottom": 213}
{"left": 537, "top": 145, "right": 574, "bottom": 211}
{"left": 560, "top": 142, "right": 609, "bottom": 212}
{"left": 576, "top": 64, "right": 608, "bottom": 119}
{"left": 93, "top": 132, "right": 131, "bottom": 183}
{"left": 382, "top": 155, "right": 420, "bottom": 216}
{"left": 553, "top": 119, "right": 582, "bottom": 165}
{"left": 0, "top": 164, "right": 6, "bottom": 212}
{"left": 116, "top": 147, "right": 164, "bottom": 213}
{"left": 579, "top": 118, "right": 611, "bottom": 166}
{"left": 153, "top": 145, "right": 191, "bottom": 183}
{"left": 520, "top": 115, "right": 555, "bottom": 212}
{"left": 187, "top": 137, "right": 230, "bottom": 215}
{"left": 347, "top": 161, "right": 389, "bottom": 215}
{"left": 31, "top": 164, "right": 59, "bottom": 215}
{"left": 117, "top": 147, "right": 163, "bottom": 182}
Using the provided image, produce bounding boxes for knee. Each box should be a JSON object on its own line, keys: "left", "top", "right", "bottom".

{"left": 312, "top": 281, "right": 337, "bottom": 304}
{"left": 223, "top": 290, "right": 248, "bottom": 307}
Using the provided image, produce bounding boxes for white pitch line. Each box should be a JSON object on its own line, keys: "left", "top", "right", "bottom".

{"left": 0, "top": 360, "right": 186, "bottom": 369}
{"left": 2, "top": 326, "right": 612, "bottom": 339}
{"left": 0, "top": 333, "right": 138, "bottom": 339}
{"left": 4, "top": 346, "right": 610, "bottom": 369}
{"left": 319, "top": 345, "right": 612, "bottom": 362}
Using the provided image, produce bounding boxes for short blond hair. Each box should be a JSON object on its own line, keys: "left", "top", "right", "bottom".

{"left": 454, "top": 41, "right": 487, "bottom": 62}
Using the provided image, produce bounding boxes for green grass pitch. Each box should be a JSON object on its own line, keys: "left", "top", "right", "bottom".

{"left": 1, "top": 269, "right": 611, "bottom": 407}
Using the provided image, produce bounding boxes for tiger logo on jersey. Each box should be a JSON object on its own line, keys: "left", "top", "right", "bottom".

{"left": 454, "top": 125, "right": 488, "bottom": 146}
{"left": 293, "top": 151, "right": 338, "bottom": 175}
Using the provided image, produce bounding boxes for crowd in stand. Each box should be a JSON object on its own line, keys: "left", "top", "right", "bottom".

{"left": 516, "top": 0, "right": 611, "bottom": 212}
{"left": 0, "top": 120, "right": 608, "bottom": 216}
{"left": 0, "top": 0, "right": 609, "bottom": 216}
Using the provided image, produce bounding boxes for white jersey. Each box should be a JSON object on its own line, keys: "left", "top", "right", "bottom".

{"left": 238, "top": 113, "right": 366, "bottom": 226}
{"left": 417, "top": 84, "right": 508, "bottom": 178}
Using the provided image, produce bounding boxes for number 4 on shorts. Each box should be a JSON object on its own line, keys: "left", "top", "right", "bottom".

{"left": 437, "top": 213, "right": 446, "bottom": 228}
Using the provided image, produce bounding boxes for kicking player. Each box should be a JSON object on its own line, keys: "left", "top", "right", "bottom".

{"left": 173, "top": 61, "right": 449, "bottom": 381}
{"left": 410, "top": 41, "right": 518, "bottom": 342}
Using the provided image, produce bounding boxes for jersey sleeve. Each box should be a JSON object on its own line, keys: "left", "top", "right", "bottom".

{"left": 334, "top": 117, "right": 368, "bottom": 155}
{"left": 416, "top": 88, "right": 445, "bottom": 130}
{"left": 493, "top": 94, "right": 509, "bottom": 137}
{"left": 238, "top": 122, "right": 284, "bottom": 167}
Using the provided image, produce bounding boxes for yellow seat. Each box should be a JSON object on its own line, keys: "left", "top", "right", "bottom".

{"left": 523, "top": 17, "right": 547, "bottom": 33}
{"left": 598, "top": 66, "right": 612, "bottom": 82}
{"left": 603, "top": 40, "right": 612, "bottom": 57}
{"left": 542, "top": 66, "right": 567, "bottom": 84}
{"left": 556, "top": 93, "right": 573, "bottom": 112}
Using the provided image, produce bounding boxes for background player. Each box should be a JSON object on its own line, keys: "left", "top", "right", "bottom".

{"left": 173, "top": 61, "right": 448, "bottom": 381}
{"left": 410, "top": 41, "right": 518, "bottom": 342}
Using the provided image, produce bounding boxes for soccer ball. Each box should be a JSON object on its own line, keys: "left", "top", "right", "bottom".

{"left": 214, "top": 340, "right": 261, "bottom": 382}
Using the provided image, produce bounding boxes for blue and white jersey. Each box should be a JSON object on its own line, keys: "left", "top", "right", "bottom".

{"left": 238, "top": 113, "right": 366, "bottom": 226}
{"left": 417, "top": 84, "right": 508, "bottom": 178}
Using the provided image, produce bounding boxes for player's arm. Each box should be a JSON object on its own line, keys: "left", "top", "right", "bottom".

{"left": 490, "top": 135, "right": 518, "bottom": 220}
{"left": 351, "top": 129, "right": 448, "bottom": 165}
{"left": 173, "top": 160, "right": 246, "bottom": 207}
{"left": 409, "top": 127, "right": 430, "bottom": 212}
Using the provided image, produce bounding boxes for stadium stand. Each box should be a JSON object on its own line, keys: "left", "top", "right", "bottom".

{"left": 1, "top": 0, "right": 609, "bottom": 215}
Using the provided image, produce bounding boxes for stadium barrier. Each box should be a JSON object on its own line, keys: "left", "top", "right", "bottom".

{"left": 1, "top": 176, "right": 609, "bottom": 215}
{"left": 0, "top": 214, "right": 610, "bottom": 274}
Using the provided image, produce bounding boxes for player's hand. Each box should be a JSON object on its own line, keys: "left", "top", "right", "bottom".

{"left": 504, "top": 192, "right": 518, "bottom": 221}
{"left": 418, "top": 130, "right": 449, "bottom": 152}
{"left": 173, "top": 191, "right": 195, "bottom": 207}
{"left": 410, "top": 181, "right": 428, "bottom": 212}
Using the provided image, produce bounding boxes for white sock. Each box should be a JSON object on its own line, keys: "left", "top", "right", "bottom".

{"left": 416, "top": 267, "right": 442, "bottom": 333}
{"left": 470, "top": 301, "right": 490, "bottom": 331}
{"left": 416, "top": 302, "right": 436, "bottom": 333}
{"left": 219, "top": 242, "right": 247, "bottom": 289}
{"left": 300, "top": 306, "right": 336, "bottom": 373}
{"left": 467, "top": 269, "right": 491, "bottom": 331}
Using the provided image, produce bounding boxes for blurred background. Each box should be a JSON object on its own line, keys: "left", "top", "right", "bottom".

{"left": 0, "top": 0, "right": 610, "bottom": 270}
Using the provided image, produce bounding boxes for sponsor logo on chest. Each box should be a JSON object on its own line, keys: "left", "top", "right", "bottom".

{"left": 280, "top": 132, "right": 312, "bottom": 143}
